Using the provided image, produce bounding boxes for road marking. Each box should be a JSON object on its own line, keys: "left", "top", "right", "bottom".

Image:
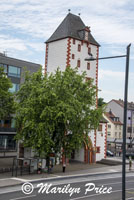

{"left": 127, "top": 191, "right": 134, "bottom": 194}
{"left": 109, "top": 169, "right": 118, "bottom": 172}
{"left": 11, "top": 178, "right": 32, "bottom": 182}
{"left": 1, "top": 175, "right": 134, "bottom": 195}
{"left": 69, "top": 188, "right": 134, "bottom": 200}
{"left": 49, "top": 174, "right": 61, "bottom": 177}
{"left": 98, "top": 180, "right": 134, "bottom": 186}
{"left": 28, "top": 170, "right": 123, "bottom": 182}
{"left": 49, "top": 175, "right": 134, "bottom": 186}
{"left": 0, "top": 178, "right": 13, "bottom": 181}
{"left": 10, "top": 195, "right": 36, "bottom": 200}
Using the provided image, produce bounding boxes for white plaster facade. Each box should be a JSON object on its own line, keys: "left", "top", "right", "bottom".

{"left": 104, "top": 113, "right": 123, "bottom": 139}
{"left": 47, "top": 39, "right": 68, "bottom": 73}
{"left": 96, "top": 123, "right": 107, "bottom": 161}
{"left": 106, "top": 100, "right": 134, "bottom": 139}
{"left": 46, "top": 38, "right": 97, "bottom": 85}
{"left": 45, "top": 13, "right": 106, "bottom": 163}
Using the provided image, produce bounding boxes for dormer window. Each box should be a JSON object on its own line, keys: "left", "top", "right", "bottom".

{"left": 85, "top": 31, "right": 88, "bottom": 41}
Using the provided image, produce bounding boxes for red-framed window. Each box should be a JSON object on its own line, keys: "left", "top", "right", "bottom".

{"left": 72, "top": 54, "right": 75, "bottom": 59}
{"left": 98, "top": 124, "right": 102, "bottom": 131}
{"left": 96, "top": 146, "right": 100, "bottom": 153}
{"left": 73, "top": 38, "right": 75, "bottom": 44}
{"left": 86, "top": 77, "right": 91, "bottom": 82}
{"left": 88, "top": 47, "right": 91, "bottom": 54}
{"left": 77, "top": 60, "right": 80, "bottom": 68}
{"left": 87, "top": 63, "right": 90, "bottom": 70}
{"left": 78, "top": 44, "right": 81, "bottom": 52}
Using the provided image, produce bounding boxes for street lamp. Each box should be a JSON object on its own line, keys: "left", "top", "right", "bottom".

{"left": 85, "top": 44, "right": 131, "bottom": 200}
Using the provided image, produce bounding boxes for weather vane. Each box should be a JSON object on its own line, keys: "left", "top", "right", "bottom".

{"left": 68, "top": 9, "right": 71, "bottom": 13}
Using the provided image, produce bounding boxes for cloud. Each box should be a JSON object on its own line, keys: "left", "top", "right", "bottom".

{"left": 0, "top": 35, "right": 27, "bottom": 51}
{"left": 0, "top": 0, "right": 134, "bottom": 103}
{"left": 99, "top": 69, "right": 125, "bottom": 81}
{"left": 0, "top": 0, "right": 134, "bottom": 45}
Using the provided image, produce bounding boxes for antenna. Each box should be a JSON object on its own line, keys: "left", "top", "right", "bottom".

{"left": 3, "top": 50, "right": 7, "bottom": 56}
{"left": 68, "top": 9, "right": 71, "bottom": 13}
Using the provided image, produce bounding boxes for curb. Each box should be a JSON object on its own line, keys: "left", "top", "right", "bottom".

{"left": 0, "top": 170, "right": 134, "bottom": 189}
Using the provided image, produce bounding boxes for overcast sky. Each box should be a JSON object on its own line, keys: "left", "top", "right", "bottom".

{"left": 0, "top": 0, "right": 134, "bottom": 102}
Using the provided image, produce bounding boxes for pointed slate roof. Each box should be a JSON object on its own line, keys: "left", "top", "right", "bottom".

{"left": 46, "top": 13, "right": 100, "bottom": 46}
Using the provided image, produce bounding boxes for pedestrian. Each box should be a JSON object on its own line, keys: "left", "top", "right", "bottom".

{"left": 119, "top": 149, "right": 122, "bottom": 157}
{"left": 129, "top": 156, "right": 132, "bottom": 171}
{"left": 62, "top": 162, "right": 66, "bottom": 173}
{"left": 38, "top": 162, "right": 42, "bottom": 174}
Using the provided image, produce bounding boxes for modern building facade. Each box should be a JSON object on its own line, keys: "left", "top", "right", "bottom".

{"left": 45, "top": 13, "right": 107, "bottom": 163}
{"left": 0, "top": 53, "right": 41, "bottom": 158}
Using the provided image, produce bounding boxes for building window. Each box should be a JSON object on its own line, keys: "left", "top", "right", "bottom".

{"left": 108, "top": 124, "right": 111, "bottom": 128}
{"left": 78, "top": 44, "right": 81, "bottom": 52}
{"left": 115, "top": 132, "right": 117, "bottom": 138}
{"left": 119, "top": 132, "right": 122, "bottom": 139}
{"left": 72, "top": 54, "right": 75, "bottom": 59}
{"left": 77, "top": 60, "right": 80, "bottom": 68}
{"left": 86, "top": 77, "right": 91, "bottom": 82}
{"left": 98, "top": 124, "right": 102, "bottom": 131}
{"left": 73, "top": 38, "right": 75, "bottom": 44}
{"left": 127, "top": 127, "right": 132, "bottom": 133}
{"left": 87, "top": 63, "right": 90, "bottom": 70}
{"left": 8, "top": 66, "right": 20, "bottom": 77}
{"left": 11, "top": 119, "right": 16, "bottom": 128}
{"left": 96, "top": 146, "right": 100, "bottom": 153}
{"left": 9, "top": 83, "right": 20, "bottom": 93}
{"left": 0, "top": 135, "right": 16, "bottom": 150}
{"left": 115, "top": 125, "right": 117, "bottom": 129}
{"left": 108, "top": 132, "right": 111, "bottom": 136}
{"left": 88, "top": 47, "right": 91, "bottom": 54}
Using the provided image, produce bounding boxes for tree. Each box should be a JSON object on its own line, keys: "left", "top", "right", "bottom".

{"left": 98, "top": 97, "right": 106, "bottom": 107}
{"left": 0, "top": 67, "right": 15, "bottom": 120}
{"left": 15, "top": 67, "right": 103, "bottom": 168}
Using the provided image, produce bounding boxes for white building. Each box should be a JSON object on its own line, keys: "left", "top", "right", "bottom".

{"left": 104, "top": 110, "right": 123, "bottom": 140}
{"left": 45, "top": 13, "right": 107, "bottom": 163}
{"left": 106, "top": 99, "right": 134, "bottom": 140}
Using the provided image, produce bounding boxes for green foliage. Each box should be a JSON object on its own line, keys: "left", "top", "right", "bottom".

{"left": 0, "top": 67, "right": 15, "bottom": 119}
{"left": 98, "top": 97, "right": 106, "bottom": 107}
{"left": 15, "top": 67, "right": 103, "bottom": 158}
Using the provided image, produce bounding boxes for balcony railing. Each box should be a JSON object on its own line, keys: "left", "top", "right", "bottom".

{"left": 0, "top": 127, "right": 16, "bottom": 132}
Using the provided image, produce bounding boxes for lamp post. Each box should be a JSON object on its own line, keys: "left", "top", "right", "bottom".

{"left": 85, "top": 44, "right": 131, "bottom": 200}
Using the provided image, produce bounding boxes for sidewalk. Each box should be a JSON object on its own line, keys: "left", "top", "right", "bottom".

{"left": 0, "top": 161, "right": 134, "bottom": 188}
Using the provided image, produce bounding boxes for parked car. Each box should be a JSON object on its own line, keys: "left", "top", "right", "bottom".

{"left": 106, "top": 150, "right": 114, "bottom": 157}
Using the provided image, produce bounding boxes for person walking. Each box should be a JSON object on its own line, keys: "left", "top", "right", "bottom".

{"left": 62, "top": 162, "right": 66, "bottom": 173}
{"left": 129, "top": 156, "right": 132, "bottom": 171}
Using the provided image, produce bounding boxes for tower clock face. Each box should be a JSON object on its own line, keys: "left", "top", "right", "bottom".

{"left": 85, "top": 31, "right": 88, "bottom": 40}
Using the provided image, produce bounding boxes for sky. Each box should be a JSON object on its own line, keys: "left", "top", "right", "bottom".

{"left": 0, "top": 0, "right": 134, "bottom": 103}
